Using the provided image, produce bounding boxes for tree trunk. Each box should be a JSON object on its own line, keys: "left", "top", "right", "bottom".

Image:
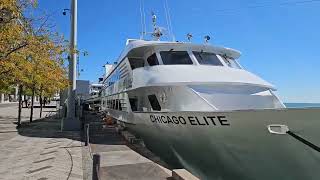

{"left": 40, "top": 90, "right": 43, "bottom": 118}
{"left": 24, "top": 95, "right": 27, "bottom": 107}
{"left": 17, "top": 85, "right": 23, "bottom": 127}
{"left": 30, "top": 86, "right": 35, "bottom": 122}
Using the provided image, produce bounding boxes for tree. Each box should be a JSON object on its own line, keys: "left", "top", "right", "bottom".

{"left": 0, "top": 0, "right": 26, "bottom": 60}
{"left": 0, "top": 0, "right": 69, "bottom": 126}
{"left": 25, "top": 35, "right": 68, "bottom": 122}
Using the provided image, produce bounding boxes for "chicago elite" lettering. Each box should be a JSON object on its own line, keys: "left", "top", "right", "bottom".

{"left": 150, "top": 115, "right": 230, "bottom": 126}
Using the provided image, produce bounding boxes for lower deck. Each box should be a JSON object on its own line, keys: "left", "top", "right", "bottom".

{"left": 100, "top": 85, "right": 285, "bottom": 122}
{"left": 102, "top": 107, "right": 320, "bottom": 180}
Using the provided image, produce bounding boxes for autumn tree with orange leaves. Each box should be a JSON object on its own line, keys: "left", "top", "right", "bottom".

{"left": 0, "top": 0, "right": 69, "bottom": 125}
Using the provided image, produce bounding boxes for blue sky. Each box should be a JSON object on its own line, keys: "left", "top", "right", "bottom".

{"left": 38, "top": 0, "right": 320, "bottom": 103}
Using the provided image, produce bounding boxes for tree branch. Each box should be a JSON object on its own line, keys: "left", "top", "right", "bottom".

{"left": 0, "top": 43, "right": 28, "bottom": 60}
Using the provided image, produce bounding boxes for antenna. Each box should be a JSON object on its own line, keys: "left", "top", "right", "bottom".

{"left": 187, "top": 33, "right": 193, "bottom": 42}
{"left": 151, "top": 11, "right": 157, "bottom": 28}
{"left": 163, "top": 1, "right": 171, "bottom": 40}
{"left": 163, "top": 0, "right": 175, "bottom": 41}
{"left": 139, "top": 0, "right": 146, "bottom": 39}
{"left": 150, "top": 12, "right": 163, "bottom": 41}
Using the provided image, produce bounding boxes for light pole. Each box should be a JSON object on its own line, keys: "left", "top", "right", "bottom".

{"left": 64, "top": 0, "right": 79, "bottom": 130}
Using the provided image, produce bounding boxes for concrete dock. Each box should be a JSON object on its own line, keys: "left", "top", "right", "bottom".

{"left": 83, "top": 111, "right": 173, "bottom": 180}
{"left": 0, "top": 103, "right": 83, "bottom": 180}
{"left": 0, "top": 104, "right": 198, "bottom": 180}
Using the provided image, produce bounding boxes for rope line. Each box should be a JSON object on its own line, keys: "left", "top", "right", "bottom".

{"left": 287, "top": 131, "right": 320, "bottom": 153}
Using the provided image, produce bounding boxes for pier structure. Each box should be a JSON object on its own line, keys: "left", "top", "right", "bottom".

{"left": 0, "top": 101, "right": 199, "bottom": 180}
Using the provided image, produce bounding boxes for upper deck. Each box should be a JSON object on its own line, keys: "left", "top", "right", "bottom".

{"left": 121, "top": 39, "right": 241, "bottom": 64}
{"left": 104, "top": 39, "right": 242, "bottom": 81}
{"left": 100, "top": 39, "right": 276, "bottom": 97}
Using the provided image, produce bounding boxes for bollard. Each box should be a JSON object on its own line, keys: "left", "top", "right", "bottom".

{"left": 92, "top": 154, "right": 101, "bottom": 180}
{"left": 85, "top": 124, "right": 90, "bottom": 146}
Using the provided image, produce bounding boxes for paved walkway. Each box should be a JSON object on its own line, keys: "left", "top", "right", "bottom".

{"left": 0, "top": 104, "right": 83, "bottom": 180}
{"left": 0, "top": 102, "right": 57, "bottom": 133}
{"left": 84, "top": 112, "right": 172, "bottom": 180}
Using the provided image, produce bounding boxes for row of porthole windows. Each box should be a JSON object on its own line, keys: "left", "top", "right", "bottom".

{"left": 129, "top": 51, "right": 242, "bottom": 70}
{"left": 104, "top": 94, "right": 161, "bottom": 112}
{"left": 104, "top": 68, "right": 121, "bottom": 88}
{"left": 105, "top": 99, "right": 122, "bottom": 111}
{"left": 128, "top": 94, "right": 162, "bottom": 112}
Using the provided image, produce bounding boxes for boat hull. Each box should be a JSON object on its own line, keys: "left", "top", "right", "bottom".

{"left": 120, "top": 108, "right": 320, "bottom": 180}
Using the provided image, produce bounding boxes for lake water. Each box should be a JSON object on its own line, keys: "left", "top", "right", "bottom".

{"left": 284, "top": 103, "right": 320, "bottom": 108}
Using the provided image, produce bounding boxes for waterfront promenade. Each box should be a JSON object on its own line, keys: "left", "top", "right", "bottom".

{"left": 0, "top": 103, "right": 84, "bottom": 180}
{"left": 0, "top": 103, "right": 198, "bottom": 180}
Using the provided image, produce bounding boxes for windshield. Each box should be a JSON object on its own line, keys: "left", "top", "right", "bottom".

{"left": 222, "top": 57, "right": 242, "bottom": 69}
{"left": 160, "top": 51, "right": 193, "bottom": 65}
{"left": 193, "top": 51, "right": 224, "bottom": 66}
{"left": 147, "top": 53, "right": 159, "bottom": 66}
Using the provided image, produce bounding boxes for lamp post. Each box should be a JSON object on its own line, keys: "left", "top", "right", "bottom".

{"left": 64, "top": 0, "right": 79, "bottom": 130}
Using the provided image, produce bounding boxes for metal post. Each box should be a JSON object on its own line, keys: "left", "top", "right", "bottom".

{"left": 92, "top": 154, "right": 101, "bottom": 180}
{"left": 14, "top": 86, "right": 18, "bottom": 101}
{"left": 0, "top": 93, "right": 4, "bottom": 103}
{"left": 64, "top": 0, "right": 79, "bottom": 130}
{"left": 85, "top": 124, "right": 89, "bottom": 146}
{"left": 17, "top": 85, "right": 22, "bottom": 127}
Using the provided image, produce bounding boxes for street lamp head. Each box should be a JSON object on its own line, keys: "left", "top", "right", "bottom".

{"left": 204, "top": 35, "right": 211, "bottom": 43}
{"left": 62, "top": 9, "right": 70, "bottom": 16}
{"left": 83, "top": 51, "right": 88, "bottom": 56}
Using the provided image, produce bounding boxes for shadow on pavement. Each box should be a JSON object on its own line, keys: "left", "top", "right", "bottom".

{"left": 22, "top": 105, "right": 57, "bottom": 108}
{"left": 15, "top": 114, "right": 82, "bottom": 142}
{"left": 83, "top": 111, "right": 126, "bottom": 145}
{"left": 0, "top": 116, "right": 20, "bottom": 121}
{"left": 83, "top": 111, "right": 174, "bottom": 180}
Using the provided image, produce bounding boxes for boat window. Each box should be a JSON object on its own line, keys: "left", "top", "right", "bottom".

{"left": 112, "top": 100, "right": 116, "bottom": 109}
{"left": 147, "top": 53, "right": 159, "bottom": 66}
{"left": 105, "top": 68, "right": 120, "bottom": 87}
{"left": 128, "top": 57, "right": 144, "bottom": 70}
{"left": 118, "top": 100, "right": 122, "bottom": 111}
{"left": 148, "top": 94, "right": 161, "bottom": 111}
{"left": 222, "top": 57, "right": 242, "bottom": 69}
{"left": 116, "top": 100, "right": 119, "bottom": 109}
{"left": 129, "top": 98, "right": 138, "bottom": 111}
{"left": 115, "top": 99, "right": 121, "bottom": 111}
{"left": 107, "top": 100, "right": 111, "bottom": 108}
{"left": 193, "top": 51, "right": 223, "bottom": 66}
{"left": 160, "top": 51, "right": 193, "bottom": 65}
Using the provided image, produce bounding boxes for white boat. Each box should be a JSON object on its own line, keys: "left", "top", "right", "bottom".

{"left": 98, "top": 16, "right": 320, "bottom": 180}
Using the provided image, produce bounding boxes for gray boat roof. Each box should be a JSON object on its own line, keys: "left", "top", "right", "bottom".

{"left": 103, "top": 39, "right": 242, "bottom": 82}
{"left": 117, "top": 39, "right": 241, "bottom": 62}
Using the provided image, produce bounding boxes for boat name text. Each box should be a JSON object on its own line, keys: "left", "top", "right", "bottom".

{"left": 150, "top": 115, "right": 230, "bottom": 126}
